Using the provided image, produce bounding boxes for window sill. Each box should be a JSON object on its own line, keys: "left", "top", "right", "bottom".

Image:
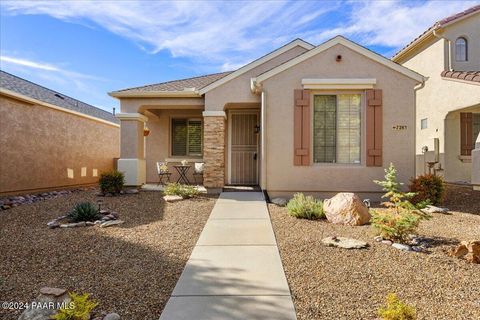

{"left": 166, "top": 157, "right": 204, "bottom": 163}
{"left": 458, "top": 155, "right": 471, "bottom": 163}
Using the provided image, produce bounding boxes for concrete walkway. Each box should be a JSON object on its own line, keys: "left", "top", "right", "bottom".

{"left": 159, "top": 192, "right": 296, "bottom": 320}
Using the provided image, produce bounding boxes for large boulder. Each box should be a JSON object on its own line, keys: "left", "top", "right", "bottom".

{"left": 323, "top": 193, "right": 371, "bottom": 226}
{"left": 18, "top": 287, "right": 69, "bottom": 320}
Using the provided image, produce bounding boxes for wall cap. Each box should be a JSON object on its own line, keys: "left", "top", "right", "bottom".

{"left": 202, "top": 111, "right": 226, "bottom": 118}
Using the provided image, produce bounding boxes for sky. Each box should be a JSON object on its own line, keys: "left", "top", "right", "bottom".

{"left": 0, "top": 0, "right": 478, "bottom": 112}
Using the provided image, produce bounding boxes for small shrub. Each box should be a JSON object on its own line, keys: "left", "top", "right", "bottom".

{"left": 371, "top": 163, "right": 430, "bottom": 242}
{"left": 378, "top": 293, "right": 416, "bottom": 320}
{"left": 286, "top": 193, "right": 324, "bottom": 220}
{"left": 99, "top": 170, "right": 124, "bottom": 194}
{"left": 67, "top": 202, "right": 100, "bottom": 222}
{"left": 51, "top": 292, "right": 98, "bottom": 320}
{"left": 164, "top": 183, "right": 199, "bottom": 198}
{"left": 409, "top": 174, "right": 445, "bottom": 206}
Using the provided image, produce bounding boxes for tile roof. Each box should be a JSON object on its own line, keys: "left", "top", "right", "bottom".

{"left": 112, "top": 71, "right": 233, "bottom": 93}
{"left": 0, "top": 70, "right": 118, "bottom": 124}
{"left": 393, "top": 5, "right": 480, "bottom": 60}
{"left": 441, "top": 70, "right": 480, "bottom": 83}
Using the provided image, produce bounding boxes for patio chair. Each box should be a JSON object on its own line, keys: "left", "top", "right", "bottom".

{"left": 156, "top": 161, "right": 172, "bottom": 186}
{"left": 193, "top": 162, "right": 204, "bottom": 185}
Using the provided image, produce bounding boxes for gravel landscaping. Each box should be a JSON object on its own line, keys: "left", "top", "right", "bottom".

{"left": 0, "top": 189, "right": 217, "bottom": 319}
{"left": 269, "top": 185, "right": 480, "bottom": 320}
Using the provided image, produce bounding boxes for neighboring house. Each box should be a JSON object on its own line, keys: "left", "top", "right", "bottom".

{"left": 0, "top": 71, "right": 120, "bottom": 195}
{"left": 392, "top": 5, "right": 480, "bottom": 189}
{"left": 109, "top": 36, "right": 424, "bottom": 199}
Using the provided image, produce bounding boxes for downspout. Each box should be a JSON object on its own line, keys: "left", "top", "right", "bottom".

{"left": 433, "top": 27, "right": 451, "bottom": 71}
{"left": 260, "top": 90, "right": 267, "bottom": 192}
{"left": 414, "top": 78, "right": 427, "bottom": 175}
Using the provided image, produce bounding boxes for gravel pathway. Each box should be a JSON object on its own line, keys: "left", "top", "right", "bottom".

{"left": 0, "top": 189, "right": 217, "bottom": 319}
{"left": 269, "top": 186, "right": 480, "bottom": 320}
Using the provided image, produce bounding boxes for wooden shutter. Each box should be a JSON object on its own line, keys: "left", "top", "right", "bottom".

{"left": 460, "top": 112, "right": 473, "bottom": 156}
{"left": 293, "top": 89, "right": 311, "bottom": 166}
{"left": 366, "top": 89, "right": 383, "bottom": 167}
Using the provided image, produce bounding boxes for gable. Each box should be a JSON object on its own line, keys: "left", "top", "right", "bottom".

{"left": 254, "top": 36, "right": 423, "bottom": 88}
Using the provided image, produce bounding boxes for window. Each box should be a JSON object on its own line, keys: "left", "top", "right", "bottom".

{"left": 313, "top": 94, "right": 361, "bottom": 164}
{"left": 171, "top": 118, "right": 202, "bottom": 157}
{"left": 455, "top": 37, "right": 467, "bottom": 61}
{"left": 421, "top": 118, "right": 428, "bottom": 130}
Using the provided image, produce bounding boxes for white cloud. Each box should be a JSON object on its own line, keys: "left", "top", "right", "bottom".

{"left": 1, "top": 0, "right": 478, "bottom": 65}
{"left": 0, "top": 0, "right": 337, "bottom": 68}
{"left": 307, "top": 0, "right": 479, "bottom": 54}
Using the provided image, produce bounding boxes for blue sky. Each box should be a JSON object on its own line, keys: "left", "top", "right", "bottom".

{"left": 0, "top": 0, "right": 478, "bottom": 112}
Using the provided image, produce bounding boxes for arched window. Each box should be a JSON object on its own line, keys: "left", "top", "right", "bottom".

{"left": 455, "top": 37, "right": 467, "bottom": 61}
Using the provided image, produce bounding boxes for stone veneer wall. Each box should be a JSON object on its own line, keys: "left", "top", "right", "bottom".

{"left": 203, "top": 116, "right": 225, "bottom": 188}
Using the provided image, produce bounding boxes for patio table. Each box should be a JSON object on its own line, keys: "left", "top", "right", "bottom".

{"left": 173, "top": 165, "right": 191, "bottom": 185}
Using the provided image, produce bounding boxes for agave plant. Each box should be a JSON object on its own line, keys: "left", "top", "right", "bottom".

{"left": 67, "top": 202, "right": 101, "bottom": 222}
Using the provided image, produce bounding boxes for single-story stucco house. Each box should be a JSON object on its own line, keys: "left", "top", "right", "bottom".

{"left": 109, "top": 35, "right": 424, "bottom": 199}
{"left": 0, "top": 71, "right": 120, "bottom": 195}
{"left": 392, "top": 5, "right": 480, "bottom": 189}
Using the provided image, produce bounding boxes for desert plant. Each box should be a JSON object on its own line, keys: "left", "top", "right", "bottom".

{"left": 67, "top": 202, "right": 100, "bottom": 222}
{"left": 378, "top": 293, "right": 416, "bottom": 320}
{"left": 51, "top": 292, "right": 98, "bottom": 320}
{"left": 99, "top": 170, "right": 124, "bottom": 194}
{"left": 371, "top": 163, "right": 430, "bottom": 242}
{"left": 408, "top": 174, "right": 445, "bottom": 206}
{"left": 286, "top": 193, "right": 325, "bottom": 220}
{"left": 164, "top": 182, "right": 199, "bottom": 198}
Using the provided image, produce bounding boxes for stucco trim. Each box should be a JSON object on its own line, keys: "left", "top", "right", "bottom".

{"left": 0, "top": 88, "right": 119, "bottom": 127}
{"left": 441, "top": 77, "right": 480, "bottom": 86}
{"left": 198, "top": 39, "right": 314, "bottom": 95}
{"left": 254, "top": 36, "right": 425, "bottom": 84}
{"left": 116, "top": 112, "right": 148, "bottom": 122}
{"left": 202, "top": 111, "right": 227, "bottom": 118}
{"left": 302, "top": 78, "right": 376, "bottom": 89}
{"left": 109, "top": 90, "right": 200, "bottom": 98}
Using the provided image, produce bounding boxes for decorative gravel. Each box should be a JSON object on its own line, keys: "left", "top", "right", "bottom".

{"left": 269, "top": 186, "right": 480, "bottom": 320}
{"left": 0, "top": 189, "right": 217, "bottom": 319}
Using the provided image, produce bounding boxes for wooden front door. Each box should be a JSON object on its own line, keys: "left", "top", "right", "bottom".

{"left": 230, "top": 112, "right": 259, "bottom": 185}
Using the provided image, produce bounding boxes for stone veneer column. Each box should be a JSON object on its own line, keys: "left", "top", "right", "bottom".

{"left": 203, "top": 111, "right": 226, "bottom": 189}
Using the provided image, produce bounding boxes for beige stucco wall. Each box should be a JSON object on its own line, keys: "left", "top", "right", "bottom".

{"left": 205, "top": 45, "right": 308, "bottom": 111}
{"left": 120, "top": 97, "right": 204, "bottom": 113}
{"left": 402, "top": 34, "right": 480, "bottom": 182}
{"left": 262, "top": 43, "right": 419, "bottom": 200}
{"left": 442, "top": 12, "right": 480, "bottom": 71}
{"left": 144, "top": 109, "right": 204, "bottom": 183}
{"left": 0, "top": 95, "right": 119, "bottom": 194}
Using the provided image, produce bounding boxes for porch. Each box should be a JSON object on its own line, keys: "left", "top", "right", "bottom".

{"left": 115, "top": 102, "right": 262, "bottom": 192}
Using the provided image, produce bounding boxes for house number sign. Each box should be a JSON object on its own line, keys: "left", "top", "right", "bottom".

{"left": 392, "top": 125, "right": 407, "bottom": 130}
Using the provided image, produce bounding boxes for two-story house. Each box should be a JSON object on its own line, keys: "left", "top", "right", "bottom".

{"left": 392, "top": 5, "right": 480, "bottom": 189}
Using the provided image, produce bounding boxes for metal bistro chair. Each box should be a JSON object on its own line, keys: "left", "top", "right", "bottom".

{"left": 193, "top": 162, "right": 204, "bottom": 185}
{"left": 156, "top": 161, "right": 172, "bottom": 186}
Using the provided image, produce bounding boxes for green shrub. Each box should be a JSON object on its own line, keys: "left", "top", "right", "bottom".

{"left": 408, "top": 174, "right": 445, "bottom": 206}
{"left": 164, "top": 183, "right": 199, "bottom": 198}
{"left": 51, "top": 292, "right": 98, "bottom": 320}
{"left": 378, "top": 293, "right": 416, "bottom": 320}
{"left": 286, "top": 193, "right": 325, "bottom": 220}
{"left": 99, "top": 170, "right": 124, "bottom": 194}
{"left": 371, "top": 163, "right": 430, "bottom": 242}
{"left": 67, "top": 202, "right": 100, "bottom": 222}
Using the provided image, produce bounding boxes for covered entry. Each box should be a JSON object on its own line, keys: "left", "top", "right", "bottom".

{"left": 228, "top": 111, "right": 259, "bottom": 185}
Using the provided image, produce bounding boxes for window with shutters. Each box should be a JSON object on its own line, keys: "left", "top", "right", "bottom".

{"left": 313, "top": 94, "right": 361, "bottom": 164}
{"left": 171, "top": 118, "right": 203, "bottom": 157}
{"left": 473, "top": 113, "right": 480, "bottom": 148}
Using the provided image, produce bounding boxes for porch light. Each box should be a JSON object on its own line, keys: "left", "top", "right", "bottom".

{"left": 254, "top": 125, "right": 260, "bottom": 134}
{"left": 144, "top": 126, "right": 150, "bottom": 136}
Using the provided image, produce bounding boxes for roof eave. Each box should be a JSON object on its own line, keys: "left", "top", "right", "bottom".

{"left": 198, "top": 39, "right": 314, "bottom": 95}
{"left": 392, "top": 30, "right": 437, "bottom": 63}
{"left": 108, "top": 90, "right": 201, "bottom": 98}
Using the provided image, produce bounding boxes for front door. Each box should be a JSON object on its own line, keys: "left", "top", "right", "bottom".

{"left": 230, "top": 112, "right": 259, "bottom": 185}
